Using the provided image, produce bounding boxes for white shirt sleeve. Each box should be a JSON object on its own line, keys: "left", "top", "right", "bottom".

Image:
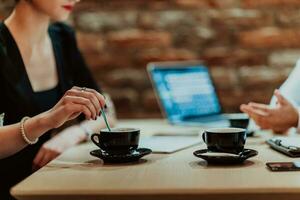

{"left": 248, "top": 59, "right": 300, "bottom": 131}
{"left": 271, "top": 59, "right": 300, "bottom": 107}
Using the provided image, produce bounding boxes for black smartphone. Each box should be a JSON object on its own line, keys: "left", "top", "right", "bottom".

{"left": 266, "top": 162, "right": 300, "bottom": 171}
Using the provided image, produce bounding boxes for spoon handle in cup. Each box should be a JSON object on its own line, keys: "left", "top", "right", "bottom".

{"left": 100, "top": 108, "right": 111, "bottom": 132}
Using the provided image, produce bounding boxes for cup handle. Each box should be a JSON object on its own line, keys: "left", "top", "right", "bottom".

{"left": 91, "top": 133, "right": 101, "bottom": 146}
{"left": 202, "top": 132, "right": 206, "bottom": 143}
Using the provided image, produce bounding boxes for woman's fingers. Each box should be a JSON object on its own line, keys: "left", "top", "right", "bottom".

{"left": 32, "top": 148, "right": 45, "bottom": 170}
{"left": 64, "top": 96, "right": 96, "bottom": 119}
{"left": 70, "top": 87, "right": 102, "bottom": 113}
{"left": 72, "top": 86, "right": 106, "bottom": 109}
{"left": 69, "top": 87, "right": 106, "bottom": 115}
{"left": 66, "top": 88, "right": 100, "bottom": 117}
{"left": 39, "top": 150, "right": 59, "bottom": 168}
{"left": 87, "top": 89, "right": 106, "bottom": 109}
{"left": 69, "top": 111, "right": 82, "bottom": 121}
{"left": 72, "top": 104, "right": 92, "bottom": 120}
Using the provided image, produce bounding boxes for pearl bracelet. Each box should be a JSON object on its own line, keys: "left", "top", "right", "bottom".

{"left": 20, "top": 117, "right": 38, "bottom": 145}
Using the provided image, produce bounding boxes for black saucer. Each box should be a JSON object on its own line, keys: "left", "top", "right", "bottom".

{"left": 193, "top": 149, "right": 258, "bottom": 165}
{"left": 90, "top": 148, "right": 152, "bottom": 163}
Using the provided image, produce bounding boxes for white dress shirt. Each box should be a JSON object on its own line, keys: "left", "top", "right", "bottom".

{"left": 273, "top": 60, "right": 300, "bottom": 132}
{"left": 249, "top": 59, "right": 300, "bottom": 132}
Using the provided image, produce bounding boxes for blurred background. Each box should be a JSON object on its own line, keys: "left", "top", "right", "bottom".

{"left": 1, "top": 0, "right": 299, "bottom": 119}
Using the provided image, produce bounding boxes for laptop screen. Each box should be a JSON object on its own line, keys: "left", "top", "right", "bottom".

{"left": 149, "top": 65, "right": 221, "bottom": 122}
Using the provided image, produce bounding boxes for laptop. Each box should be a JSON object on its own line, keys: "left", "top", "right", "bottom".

{"left": 147, "top": 61, "right": 242, "bottom": 128}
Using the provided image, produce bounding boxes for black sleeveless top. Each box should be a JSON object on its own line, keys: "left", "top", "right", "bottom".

{"left": 0, "top": 22, "right": 101, "bottom": 199}
{"left": 33, "top": 85, "right": 61, "bottom": 111}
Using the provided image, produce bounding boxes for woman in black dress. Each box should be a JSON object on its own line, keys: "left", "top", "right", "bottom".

{"left": 0, "top": 0, "right": 116, "bottom": 199}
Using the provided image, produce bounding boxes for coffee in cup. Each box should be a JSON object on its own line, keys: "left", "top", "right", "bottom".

{"left": 91, "top": 128, "right": 140, "bottom": 155}
{"left": 202, "top": 128, "right": 247, "bottom": 154}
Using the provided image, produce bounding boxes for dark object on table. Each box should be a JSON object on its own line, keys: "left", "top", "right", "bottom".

{"left": 266, "top": 162, "right": 300, "bottom": 172}
{"left": 229, "top": 117, "right": 249, "bottom": 129}
{"left": 91, "top": 128, "right": 140, "bottom": 155}
{"left": 229, "top": 116, "right": 255, "bottom": 137}
{"left": 193, "top": 149, "right": 258, "bottom": 165}
{"left": 202, "top": 128, "right": 247, "bottom": 154}
{"left": 267, "top": 138, "right": 300, "bottom": 157}
{"left": 90, "top": 148, "right": 152, "bottom": 163}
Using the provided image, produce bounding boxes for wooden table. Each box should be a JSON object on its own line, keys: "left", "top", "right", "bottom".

{"left": 11, "top": 119, "right": 300, "bottom": 200}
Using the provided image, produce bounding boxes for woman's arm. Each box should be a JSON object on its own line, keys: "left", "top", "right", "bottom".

{"left": 0, "top": 112, "right": 52, "bottom": 159}
{"left": 32, "top": 94, "right": 116, "bottom": 169}
{"left": 0, "top": 86, "right": 105, "bottom": 159}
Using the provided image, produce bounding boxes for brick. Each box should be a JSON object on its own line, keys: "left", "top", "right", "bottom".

{"left": 210, "top": 67, "right": 239, "bottom": 89}
{"left": 171, "top": 26, "right": 215, "bottom": 51}
{"left": 218, "top": 89, "right": 275, "bottom": 112}
{"left": 241, "top": 89, "right": 275, "bottom": 106}
{"left": 242, "top": 0, "right": 300, "bottom": 8}
{"left": 75, "top": 12, "right": 137, "bottom": 32}
{"left": 137, "top": 10, "right": 199, "bottom": 30}
{"left": 80, "top": 52, "right": 115, "bottom": 70}
{"left": 276, "top": 9, "right": 300, "bottom": 27}
{"left": 269, "top": 50, "right": 300, "bottom": 67}
{"left": 107, "top": 30, "right": 172, "bottom": 48}
{"left": 218, "top": 89, "right": 248, "bottom": 112}
{"left": 201, "top": 47, "right": 268, "bottom": 66}
{"left": 75, "top": 0, "right": 171, "bottom": 11}
{"left": 76, "top": 0, "right": 237, "bottom": 11}
{"left": 175, "top": 0, "right": 236, "bottom": 8}
{"left": 239, "top": 28, "right": 300, "bottom": 48}
{"left": 102, "top": 69, "right": 150, "bottom": 89}
{"left": 76, "top": 32, "right": 105, "bottom": 54}
{"left": 210, "top": 9, "right": 273, "bottom": 29}
{"left": 142, "top": 90, "right": 161, "bottom": 113}
{"left": 238, "top": 66, "right": 290, "bottom": 89}
{"left": 105, "top": 88, "right": 139, "bottom": 114}
{"left": 137, "top": 48, "right": 198, "bottom": 66}
{"left": 156, "top": 11, "right": 195, "bottom": 28}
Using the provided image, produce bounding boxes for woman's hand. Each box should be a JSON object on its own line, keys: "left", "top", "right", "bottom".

{"left": 240, "top": 90, "right": 299, "bottom": 134}
{"left": 44, "top": 86, "right": 105, "bottom": 129}
{"left": 32, "top": 86, "right": 105, "bottom": 169}
{"left": 32, "top": 126, "right": 84, "bottom": 170}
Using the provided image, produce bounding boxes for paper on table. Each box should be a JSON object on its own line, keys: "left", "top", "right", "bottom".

{"left": 140, "top": 135, "right": 201, "bottom": 154}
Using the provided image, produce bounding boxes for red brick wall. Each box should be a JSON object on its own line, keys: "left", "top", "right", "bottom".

{"left": 1, "top": 0, "right": 299, "bottom": 118}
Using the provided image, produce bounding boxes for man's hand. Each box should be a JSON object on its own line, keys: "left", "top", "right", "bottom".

{"left": 240, "top": 90, "right": 299, "bottom": 134}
